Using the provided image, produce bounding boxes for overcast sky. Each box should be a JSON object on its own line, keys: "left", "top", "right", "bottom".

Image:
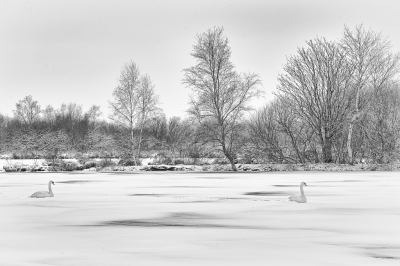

{"left": 1, "top": 0, "right": 399, "bottom": 119}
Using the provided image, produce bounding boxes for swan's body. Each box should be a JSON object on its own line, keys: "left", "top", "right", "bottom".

{"left": 289, "top": 182, "right": 307, "bottom": 203}
{"left": 30, "top": 180, "right": 55, "bottom": 198}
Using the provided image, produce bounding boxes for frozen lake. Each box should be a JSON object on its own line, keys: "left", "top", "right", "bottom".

{"left": 1, "top": 171, "right": 399, "bottom": 265}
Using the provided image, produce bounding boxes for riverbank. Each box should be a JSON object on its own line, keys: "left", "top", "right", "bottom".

{"left": 1, "top": 159, "right": 399, "bottom": 172}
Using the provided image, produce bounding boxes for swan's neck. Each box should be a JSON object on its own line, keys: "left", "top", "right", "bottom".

{"left": 48, "top": 182, "right": 53, "bottom": 196}
{"left": 300, "top": 185, "right": 305, "bottom": 197}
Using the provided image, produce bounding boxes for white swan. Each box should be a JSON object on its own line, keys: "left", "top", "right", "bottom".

{"left": 30, "top": 180, "right": 55, "bottom": 198}
{"left": 289, "top": 182, "right": 307, "bottom": 203}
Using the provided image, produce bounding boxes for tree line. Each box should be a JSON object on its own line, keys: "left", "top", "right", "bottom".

{"left": 0, "top": 25, "right": 399, "bottom": 170}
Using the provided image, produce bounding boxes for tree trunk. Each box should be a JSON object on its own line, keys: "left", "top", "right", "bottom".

{"left": 221, "top": 132, "right": 237, "bottom": 172}
{"left": 136, "top": 117, "right": 145, "bottom": 166}
{"left": 322, "top": 140, "right": 333, "bottom": 163}
{"left": 347, "top": 120, "right": 355, "bottom": 165}
{"left": 287, "top": 131, "right": 304, "bottom": 163}
{"left": 130, "top": 125, "right": 137, "bottom": 164}
{"left": 347, "top": 86, "right": 361, "bottom": 165}
{"left": 221, "top": 141, "right": 237, "bottom": 171}
{"left": 312, "top": 148, "right": 320, "bottom": 163}
{"left": 347, "top": 110, "right": 363, "bottom": 165}
{"left": 227, "top": 156, "right": 237, "bottom": 171}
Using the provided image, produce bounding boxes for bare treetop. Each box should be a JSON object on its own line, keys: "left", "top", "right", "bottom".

{"left": 109, "top": 61, "right": 160, "bottom": 162}
{"left": 277, "top": 37, "right": 355, "bottom": 162}
{"left": 183, "top": 26, "right": 261, "bottom": 170}
{"left": 13, "top": 95, "right": 41, "bottom": 126}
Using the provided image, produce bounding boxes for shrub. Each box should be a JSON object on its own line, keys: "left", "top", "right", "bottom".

{"left": 201, "top": 165, "right": 211, "bottom": 171}
{"left": 45, "top": 159, "right": 61, "bottom": 171}
{"left": 151, "top": 154, "right": 173, "bottom": 165}
{"left": 97, "top": 159, "right": 116, "bottom": 168}
{"left": 365, "top": 164, "right": 378, "bottom": 171}
{"left": 283, "top": 164, "right": 296, "bottom": 171}
{"left": 174, "top": 159, "right": 185, "bottom": 165}
{"left": 59, "top": 161, "right": 79, "bottom": 171}
{"left": 212, "top": 158, "right": 229, "bottom": 165}
{"left": 75, "top": 164, "right": 84, "bottom": 171}
{"left": 118, "top": 159, "right": 139, "bottom": 166}
{"left": 77, "top": 157, "right": 88, "bottom": 165}
{"left": 200, "top": 158, "right": 218, "bottom": 165}
{"left": 84, "top": 161, "right": 97, "bottom": 169}
{"left": 237, "top": 155, "right": 254, "bottom": 164}
{"left": 162, "top": 157, "right": 172, "bottom": 165}
{"left": 211, "top": 164, "right": 230, "bottom": 171}
{"left": 3, "top": 162, "right": 30, "bottom": 172}
{"left": 188, "top": 150, "right": 201, "bottom": 158}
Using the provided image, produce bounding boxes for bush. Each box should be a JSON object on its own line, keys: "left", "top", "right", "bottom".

{"left": 118, "top": 159, "right": 139, "bottom": 166}
{"left": 74, "top": 152, "right": 83, "bottom": 159}
{"left": 201, "top": 165, "right": 211, "bottom": 171}
{"left": 151, "top": 154, "right": 173, "bottom": 165}
{"left": 211, "top": 164, "right": 230, "bottom": 171}
{"left": 97, "top": 159, "right": 117, "bottom": 168}
{"left": 237, "top": 156, "right": 254, "bottom": 164}
{"left": 212, "top": 158, "right": 229, "bottom": 165}
{"left": 59, "top": 161, "right": 79, "bottom": 171}
{"left": 45, "top": 159, "right": 61, "bottom": 170}
{"left": 283, "top": 163, "right": 296, "bottom": 171}
{"left": 162, "top": 157, "right": 172, "bottom": 165}
{"left": 84, "top": 161, "right": 97, "bottom": 169}
{"left": 3, "top": 162, "right": 30, "bottom": 172}
{"left": 174, "top": 159, "right": 185, "bottom": 165}
{"left": 77, "top": 157, "right": 88, "bottom": 165}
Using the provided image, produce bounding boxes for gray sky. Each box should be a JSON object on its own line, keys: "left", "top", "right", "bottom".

{"left": 1, "top": 0, "right": 399, "bottom": 119}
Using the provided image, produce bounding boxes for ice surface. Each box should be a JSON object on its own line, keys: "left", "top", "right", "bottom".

{"left": 1, "top": 171, "right": 400, "bottom": 265}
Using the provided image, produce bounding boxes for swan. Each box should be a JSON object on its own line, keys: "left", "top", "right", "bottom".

{"left": 30, "top": 180, "right": 55, "bottom": 198}
{"left": 289, "top": 182, "right": 307, "bottom": 203}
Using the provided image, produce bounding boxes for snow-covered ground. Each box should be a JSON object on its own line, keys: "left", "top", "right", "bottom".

{"left": 1, "top": 171, "right": 399, "bottom": 265}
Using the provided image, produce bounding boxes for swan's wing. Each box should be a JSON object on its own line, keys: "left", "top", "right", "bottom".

{"left": 30, "top": 191, "right": 51, "bottom": 198}
{"left": 289, "top": 195, "right": 299, "bottom": 201}
{"left": 289, "top": 195, "right": 305, "bottom": 203}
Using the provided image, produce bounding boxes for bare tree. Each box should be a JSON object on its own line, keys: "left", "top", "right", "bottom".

{"left": 109, "top": 62, "right": 141, "bottom": 161}
{"left": 165, "top": 117, "right": 193, "bottom": 159}
{"left": 109, "top": 61, "right": 159, "bottom": 163}
{"left": 40, "top": 130, "right": 69, "bottom": 161}
{"left": 147, "top": 114, "right": 167, "bottom": 146}
{"left": 0, "top": 113, "right": 7, "bottom": 153}
{"left": 274, "top": 98, "right": 317, "bottom": 163}
{"left": 277, "top": 38, "right": 355, "bottom": 163}
{"left": 65, "top": 103, "right": 83, "bottom": 148}
{"left": 183, "top": 27, "right": 261, "bottom": 171}
{"left": 13, "top": 95, "right": 41, "bottom": 126}
{"left": 86, "top": 129, "right": 116, "bottom": 158}
{"left": 363, "top": 84, "right": 400, "bottom": 163}
{"left": 136, "top": 74, "right": 160, "bottom": 161}
{"left": 86, "top": 105, "right": 102, "bottom": 128}
{"left": 42, "top": 105, "right": 56, "bottom": 127}
{"left": 247, "top": 103, "right": 286, "bottom": 163}
{"left": 247, "top": 98, "right": 317, "bottom": 164}
{"left": 341, "top": 25, "right": 399, "bottom": 164}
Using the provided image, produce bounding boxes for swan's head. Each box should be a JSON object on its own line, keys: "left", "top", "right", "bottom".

{"left": 301, "top": 182, "right": 307, "bottom": 186}
{"left": 50, "top": 180, "right": 55, "bottom": 185}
